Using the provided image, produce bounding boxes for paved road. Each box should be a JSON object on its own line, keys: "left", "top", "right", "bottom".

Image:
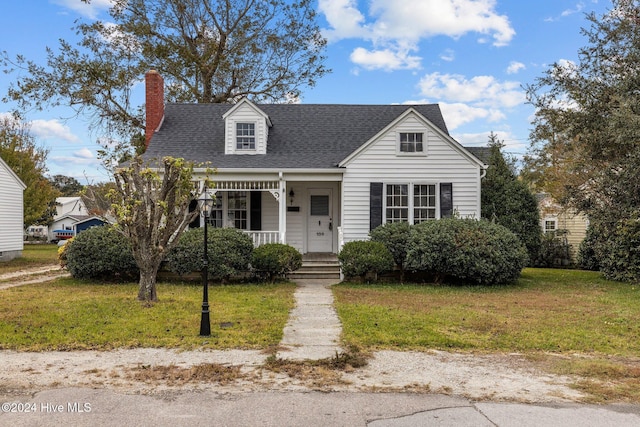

{"left": 1, "top": 388, "right": 640, "bottom": 426}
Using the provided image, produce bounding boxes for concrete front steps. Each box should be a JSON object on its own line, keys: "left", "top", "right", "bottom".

{"left": 288, "top": 253, "right": 341, "bottom": 280}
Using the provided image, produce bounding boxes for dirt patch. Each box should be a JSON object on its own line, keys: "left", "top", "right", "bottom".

{"left": 0, "top": 348, "right": 587, "bottom": 402}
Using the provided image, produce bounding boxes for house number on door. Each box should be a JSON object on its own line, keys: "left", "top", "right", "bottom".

{"left": 316, "top": 232, "right": 325, "bottom": 236}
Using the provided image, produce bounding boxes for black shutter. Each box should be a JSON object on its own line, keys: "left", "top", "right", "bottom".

{"left": 440, "top": 183, "right": 453, "bottom": 218}
{"left": 250, "top": 191, "right": 262, "bottom": 231}
{"left": 370, "top": 182, "right": 383, "bottom": 231}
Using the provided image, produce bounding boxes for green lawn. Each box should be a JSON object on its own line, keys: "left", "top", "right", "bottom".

{"left": 334, "top": 268, "right": 640, "bottom": 402}
{"left": 0, "top": 278, "right": 296, "bottom": 351}
{"left": 0, "top": 244, "right": 59, "bottom": 274}
{"left": 334, "top": 268, "right": 640, "bottom": 356}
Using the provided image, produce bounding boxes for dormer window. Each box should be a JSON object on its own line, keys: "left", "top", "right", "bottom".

{"left": 399, "top": 132, "right": 424, "bottom": 153}
{"left": 236, "top": 123, "right": 256, "bottom": 150}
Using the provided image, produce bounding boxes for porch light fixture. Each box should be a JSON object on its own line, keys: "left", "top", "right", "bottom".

{"left": 198, "top": 187, "right": 215, "bottom": 337}
{"left": 289, "top": 188, "right": 295, "bottom": 205}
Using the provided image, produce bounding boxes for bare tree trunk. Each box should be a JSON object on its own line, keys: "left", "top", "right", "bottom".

{"left": 137, "top": 263, "right": 160, "bottom": 302}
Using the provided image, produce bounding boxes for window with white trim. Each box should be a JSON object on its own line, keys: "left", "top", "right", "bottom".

{"left": 399, "top": 132, "right": 424, "bottom": 153}
{"left": 205, "top": 197, "right": 223, "bottom": 228}
{"left": 228, "top": 191, "right": 248, "bottom": 229}
{"left": 543, "top": 218, "right": 557, "bottom": 233}
{"left": 236, "top": 123, "right": 255, "bottom": 150}
{"left": 385, "top": 183, "right": 437, "bottom": 224}
{"left": 386, "top": 184, "right": 409, "bottom": 222}
{"left": 413, "top": 184, "right": 437, "bottom": 223}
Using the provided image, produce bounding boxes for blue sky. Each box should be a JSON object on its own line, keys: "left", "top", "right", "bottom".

{"left": 0, "top": 0, "right": 610, "bottom": 183}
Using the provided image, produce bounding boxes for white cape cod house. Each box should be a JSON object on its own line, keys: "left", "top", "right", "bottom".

{"left": 142, "top": 71, "right": 487, "bottom": 255}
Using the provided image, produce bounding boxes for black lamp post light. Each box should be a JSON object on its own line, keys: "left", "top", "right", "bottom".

{"left": 198, "top": 187, "right": 214, "bottom": 337}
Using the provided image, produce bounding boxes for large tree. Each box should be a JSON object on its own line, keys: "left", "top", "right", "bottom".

{"left": 481, "top": 133, "right": 541, "bottom": 263}
{"left": 525, "top": 0, "right": 640, "bottom": 278}
{"left": 111, "top": 156, "right": 204, "bottom": 302}
{"left": 50, "top": 175, "right": 84, "bottom": 197}
{"left": 0, "top": 114, "right": 59, "bottom": 227}
{"left": 2, "top": 0, "right": 328, "bottom": 157}
{"left": 525, "top": 0, "right": 640, "bottom": 215}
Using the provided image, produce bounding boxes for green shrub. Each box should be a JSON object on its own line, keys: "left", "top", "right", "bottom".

{"left": 338, "top": 240, "right": 394, "bottom": 280}
{"left": 251, "top": 243, "right": 302, "bottom": 281}
{"left": 406, "top": 218, "right": 528, "bottom": 285}
{"left": 166, "top": 227, "right": 254, "bottom": 281}
{"left": 577, "top": 226, "right": 601, "bottom": 271}
{"left": 65, "top": 226, "right": 138, "bottom": 280}
{"left": 595, "top": 219, "right": 640, "bottom": 282}
{"left": 369, "top": 221, "right": 411, "bottom": 281}
{"left": 534, "top": 230, "right": 573, "bottom": 267}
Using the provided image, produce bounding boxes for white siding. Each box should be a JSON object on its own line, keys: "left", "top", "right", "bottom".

{"left": 261, "top": 191, "right": 279, "bottom": 231}
{"left": 341, "top": 114, "right": 482, "bottom": 243}
{"left": 0, "top": 160, "right": 25, "bottom": 253}
{"left": 224, "top": 102, "right": 269, "bottom": 155}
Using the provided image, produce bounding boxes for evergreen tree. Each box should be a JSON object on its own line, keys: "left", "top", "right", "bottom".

{"left": 481, "top": 133, "right": 542, "bottom": 263}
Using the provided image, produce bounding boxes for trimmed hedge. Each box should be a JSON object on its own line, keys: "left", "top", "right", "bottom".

{"left": 64, "top": 225, "right": 138, "bottom": 280}
{"left": 406, "top": 218, "right": 528, "bottom": 285}
{"left": 369, "top": 221, "right": 411, "bottom": 281}
{"left": 338, "top": 240, "right": 394, "bottom": 280}
{"left": 252, "top": 243, "right": 302, "bottom": 281}
{"left": 165, "top": 227, "right": 254, "bottom": 281}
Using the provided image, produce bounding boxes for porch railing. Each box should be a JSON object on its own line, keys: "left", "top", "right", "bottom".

{"left": 244, "top": 231, "right": 282, "bottom": 247}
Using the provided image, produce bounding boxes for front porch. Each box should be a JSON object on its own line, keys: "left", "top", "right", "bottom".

{"left": 195, "top": 173, "right": 343, "bottom": 255}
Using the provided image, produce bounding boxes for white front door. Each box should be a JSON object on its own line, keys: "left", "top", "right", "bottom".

{"left": 307, "top": 189, "right": 333, "bottom": 253}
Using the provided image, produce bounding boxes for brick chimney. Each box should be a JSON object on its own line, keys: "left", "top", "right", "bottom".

{"left": 145, "top": 70, "right": 164, "bottom": 148}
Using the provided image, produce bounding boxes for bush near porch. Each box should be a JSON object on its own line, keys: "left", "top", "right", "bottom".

{"left": 60, "top": 226, "right": 302, "bottom": 282}
{"left": 341, "top": 218, "right": 529, "bottom": 285}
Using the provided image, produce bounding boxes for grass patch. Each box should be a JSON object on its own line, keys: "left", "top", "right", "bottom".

{"left": 0, "top": 277, "right": 295, "bottom": 351}
{"left": 334, "top": 268, "right": 640, "bottom": 401}
{"left": 334, "top": 268, "right": 640, "bottom": 356}
{"left": 0, "top": 245, "right": 59, "bottom": 273}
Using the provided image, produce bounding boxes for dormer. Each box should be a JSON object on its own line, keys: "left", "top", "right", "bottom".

{"left": 223, "top": 99, "right": 272, "bottom": 155}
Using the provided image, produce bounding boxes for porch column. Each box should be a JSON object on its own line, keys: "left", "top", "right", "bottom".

{"left": 279, "top": 173, "right": 287, "bottom": 244}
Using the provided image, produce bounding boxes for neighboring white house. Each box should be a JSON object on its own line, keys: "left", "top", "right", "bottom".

{"left": 55, "top": 196, "right": 88, "bottom": 217}
{"left": 0, "top": 156, "right": 27, "bottom": 261}
{"left": 141, "top": 70, "right": 488, "bottom": 254}
{"left": 45, "top": 197, "right": 90, "bottom": 242}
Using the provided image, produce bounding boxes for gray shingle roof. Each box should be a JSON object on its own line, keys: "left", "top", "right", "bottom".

{"left": 142, "top": 103, "right": 479, "bottom": 169}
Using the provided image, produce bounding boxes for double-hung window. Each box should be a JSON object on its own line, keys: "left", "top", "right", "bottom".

{"left": 543, "top": 218, "right": 557, "bottom": 233}
{"left": 236, "top": 123, "right": 255, "bottom": 150}
{"left": 385, "top": 183, "right": 437, "bottom": 224}
{"left": 386, "top": 184, "right": 409, "bottom": 222}
{"left": 205, "top": 197, "right": 223, "bottom": 228}
{"left": 228, "top": 191, "right": 248, "bottom": 229}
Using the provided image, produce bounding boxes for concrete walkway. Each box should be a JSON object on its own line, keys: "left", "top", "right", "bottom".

{"left": 276, "top": 279, "right": 343, "bottom": 360}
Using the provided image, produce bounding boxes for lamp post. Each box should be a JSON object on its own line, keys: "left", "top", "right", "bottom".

{"left": 198, "top": 187, "right": 213, "bottom": 337}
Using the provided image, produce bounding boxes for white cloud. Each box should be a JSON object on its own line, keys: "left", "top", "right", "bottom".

{"left": 440, "top": 49, "right": 455, "bottom": 62}
{"left": 417, "top": 72, "right": 525, "bottom": 109}
{"left": 439, "top": 102, "right": 505, "bottom": 130}
{"left": 320, "top": 0, "right": 514, "bottom": 71}
{"left": 52, "top": 0, "right": 113, "bottom": 20}
{"left": 74, "top": 148, "right": 94, "bottom": 160}
{"left": 320, "top": 0, "right": 515, "bottom": 46}
{"left": 545, "top": 2, "right": 585, "bottom": 22}
{"left": 319, "top": 0, "right": 368, "bottom": 41}
{"left": 506, "top": 61, "right": 525, "bottom": 74}
{"left": 350, "top": 47, "right": 421, "bottom": 71}
{"left": 30, "top": 119, "right": 80, "bottom": 143}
